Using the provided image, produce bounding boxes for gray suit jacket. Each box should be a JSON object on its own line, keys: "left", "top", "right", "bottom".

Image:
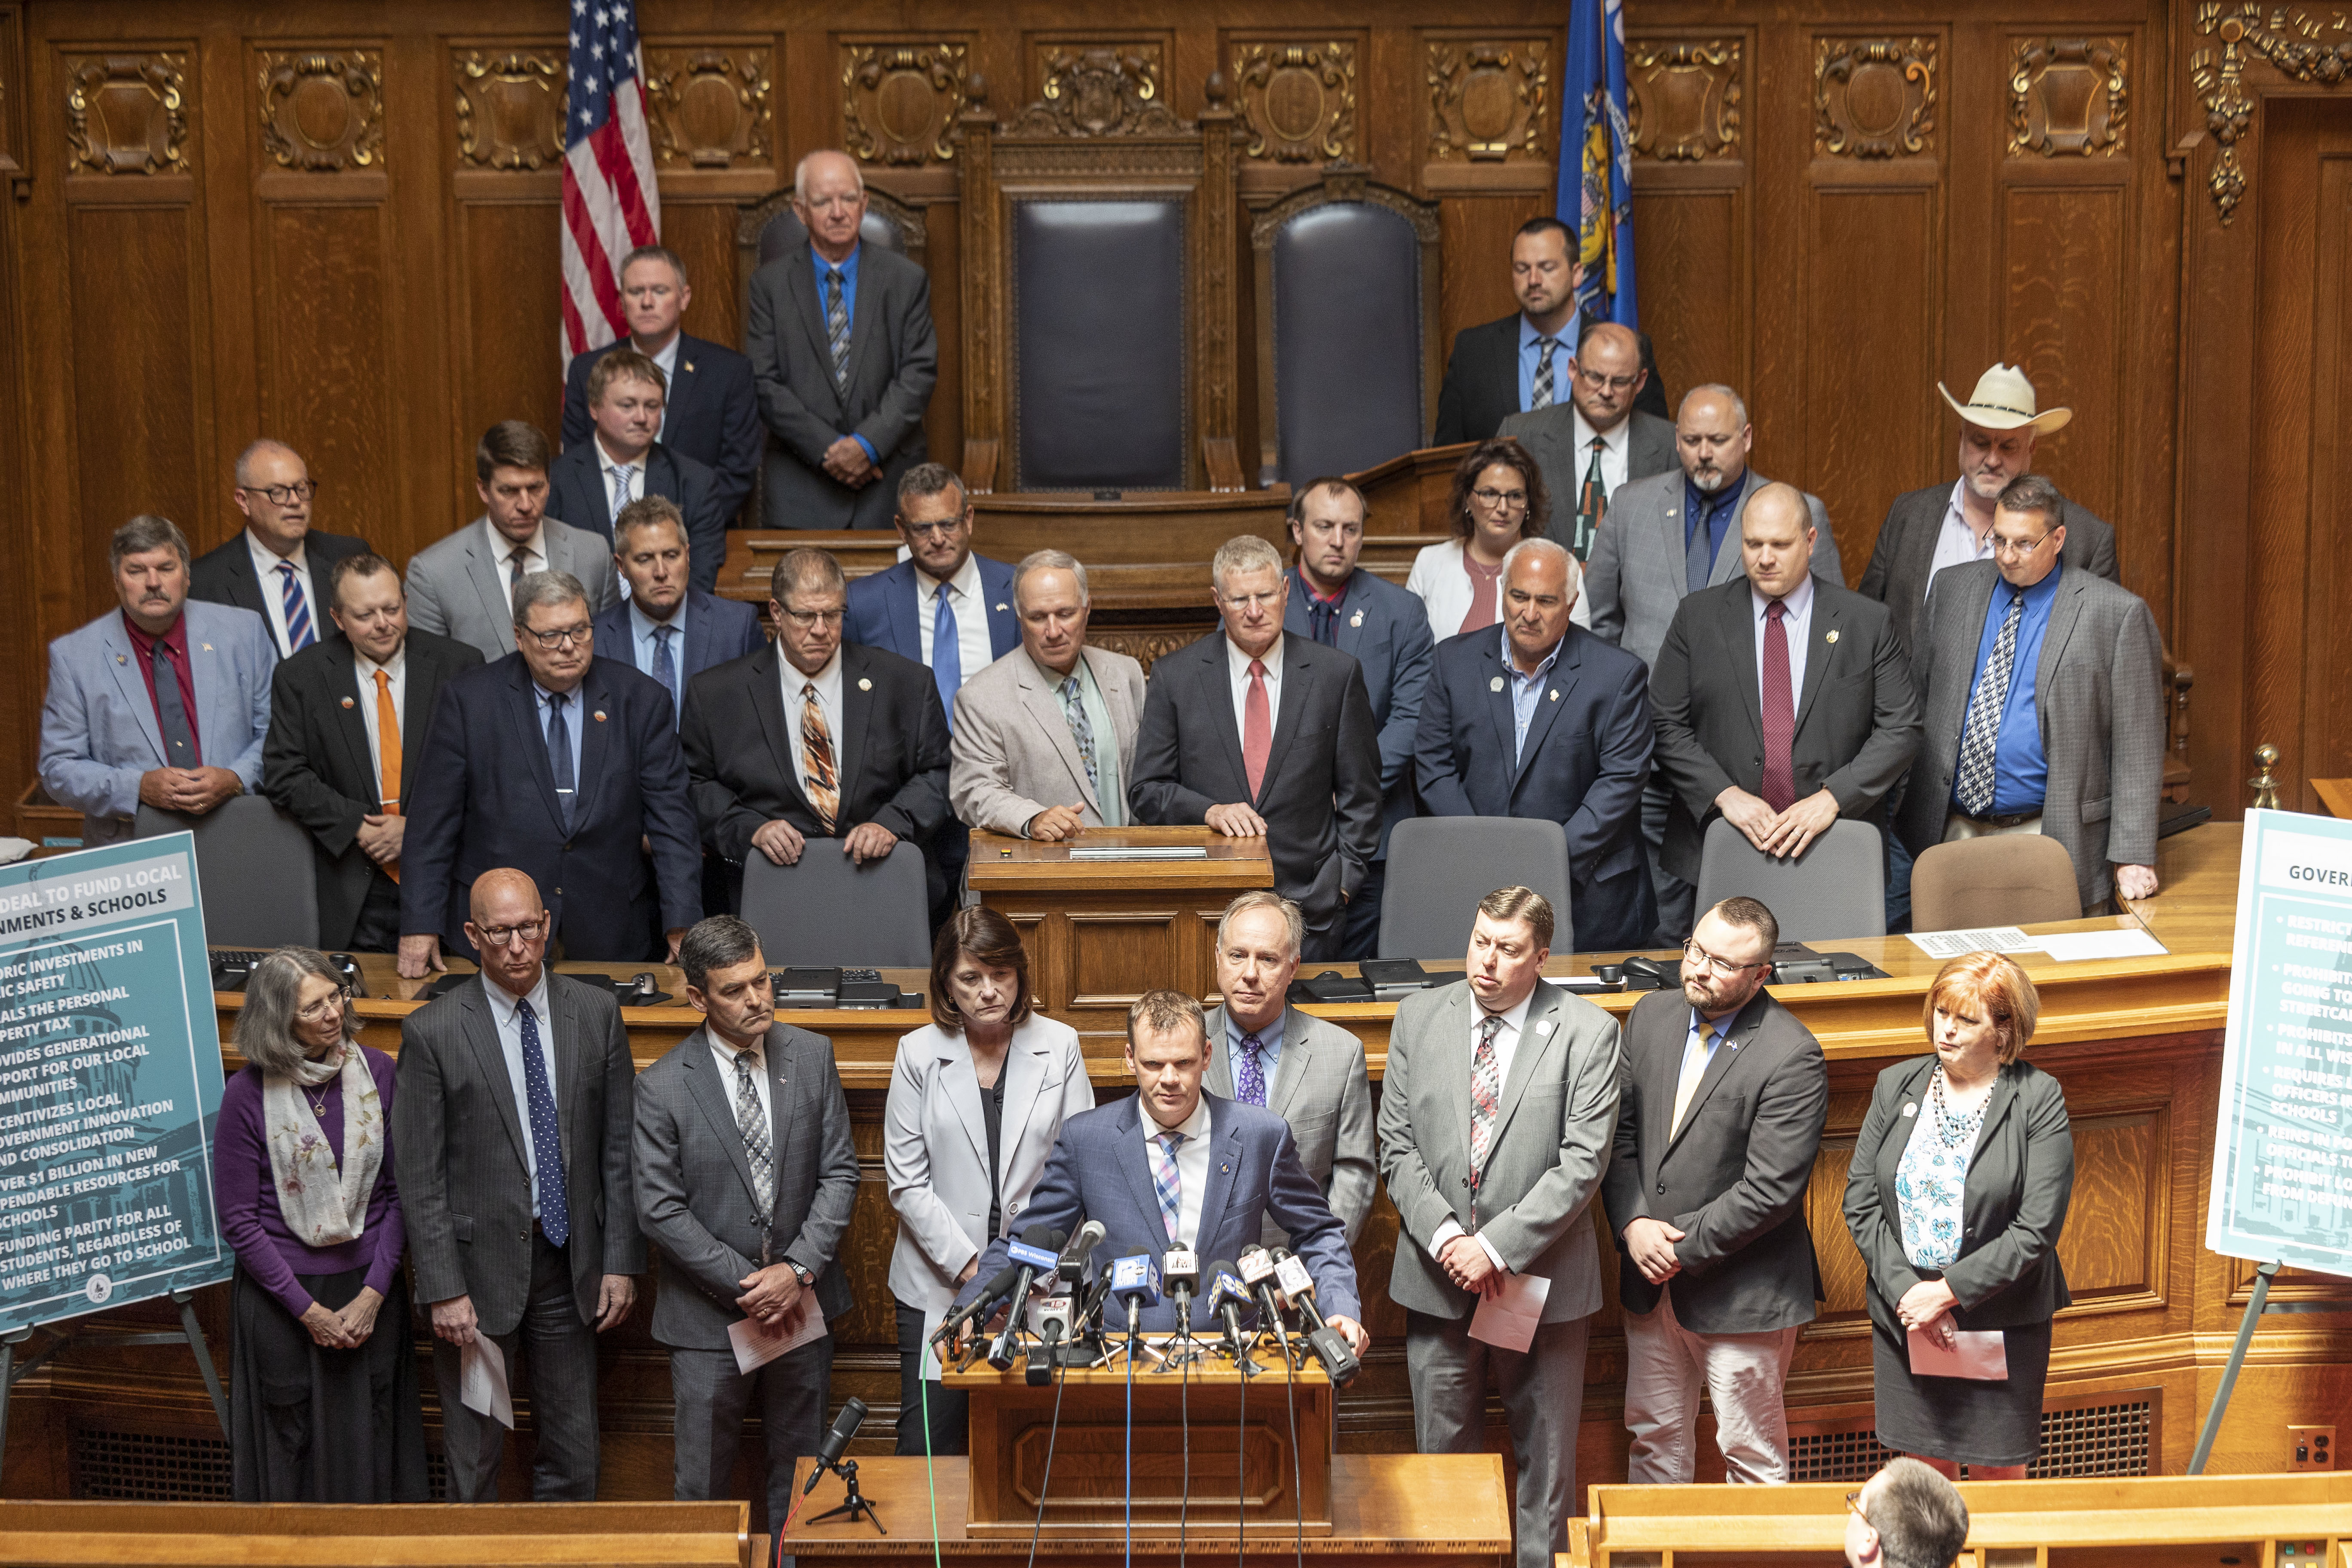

{"left": 1585, "top": 467, "right": 1846, "bottom": 671}
{"left": 1378, "top": 979, "right": 1623, "bottom": 1323}
{"left": 1895, "top": 560, "right": 2165, "bottom": 908}
{"left": 949, "top": 645, "right": 1147, "bottom": 836}
{"left": 1497, "top": 405, "right": 1678, "bottom": 556}
{"left": 1202, "top": 1004, "right": 1377, "bottom": 1245}
{"left": 37, "top": 601, "right": 279, "bottom": 846}
{"left": 403, "top": 517, "right": 619, "bottom": 662}
{"left": 632, "top": 1021, "right": 859, "bottom": 1351}
{"left": 1599, "top": 989, "right": 1827, "bottom": 1334}
{"left": 745, "top": 245, "right": 938, "bottom": 530}
{"left": 1856, "top": 484, "right": 2121, "bottom": 661}
{"left": 388, "top": 972, "right": 645, "bottom": 1337}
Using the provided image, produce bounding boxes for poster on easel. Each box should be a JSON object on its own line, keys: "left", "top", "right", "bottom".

{"left": 0, "top": 833, "right": 230, "bottom": 1335}
{"left": 2204, "top": 808, "right": 2352, "bottom": 1275}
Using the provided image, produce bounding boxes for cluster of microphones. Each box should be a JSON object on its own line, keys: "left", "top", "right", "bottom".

{"left": 929, "top": 1219, "right": 1360, "bottom": 1386}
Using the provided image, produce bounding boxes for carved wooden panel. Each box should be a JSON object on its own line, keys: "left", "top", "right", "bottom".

{"left": 2009, "top": 37, "right": 2126, "bottom": 158}
{"left": 1425, "top": 37, "right": 1548, "bottom": 162}
{"left": 257, "top": 49, "right": 383, "bottom": 172}
{"left": 64, "top": 51, "right": 188, "bottom": 174}
{"left": 840, "top": 40, "right": 966, "bottom": 166}
{"left": 451, "top": 46, "right": 564, "bottom": 170}
{"left": 1627, "top": 38, "right": 1741, "bottom": 162}
{"left": 1813, "top": 37, "right": 1938, "bottom": 160}
{"left": 1231, "top": 40, "right": 1356, "bottom": 164}
{"left": 2190, "top": 3, "right": 2352, "bottom": 225}
{"left": 642, "top": 44, "right": 769, "bottom": 170}
{"left": 1090, "top": 623, "right": 1211, "bottom": 673}
{"left": 1017, "top": 40, "right": 1177, "bottom": 137}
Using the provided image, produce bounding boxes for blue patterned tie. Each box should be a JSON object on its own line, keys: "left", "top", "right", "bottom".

{"left": 1955, "top": 587, "right": 2026, "bottom": 817}
{"left": 1151, "top": 1131, "right": 1185, "bottom": 1242}
{"left": 932, "top": 585, "right": 962, "bottom": 733}
{"left": 1234, "top": 1034, "right": 1268, "bottom": 1106}
{"left": 276, "top": 562, "right": 316, "bottom": 652}
{"left": 652, "top": 625, "right": 679, "bottom": 725}
{"left": 518, "top": 998, "right": 569, "bottom": 1246}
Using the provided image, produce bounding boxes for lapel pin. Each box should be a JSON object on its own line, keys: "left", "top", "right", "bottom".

{"left": 340, "top": 696, "right": 355, "bottom": 709}
{"left": 1490, "top": 676, "right": 1505, "bottom": 693}
{"left": 1825, "top": 629, "right": 1840, "bottom": 644}
{"left": 1902, "top": 1102, "right": 1917, "bottom": 1118}
{"left": 1350, "top": 609, "right": 1363, "bottom": 628}
{"left": 202, "top": 643, "right": 214, "bottom": 652}
{"left": 995, "top": 602, "right": 1008, "bottom": 613}
{"left": 858, "top": 677, "right": 873, "bottom": 692}
{"left": 1221, "top": 1161, "right": 1230, "bottom": 1173}
{"left": 683, "top": 359, "right": 696, "bottom": 373}
{"left": 594, "top": 710, "right": 608, "bottom": 722}
{"left": 115, "top": 655, "right": 126, "bottom": 665}
{"left": 1550, "top": 689, "right": 1560, "bottom": 702}
{"left": 1536, "top": 1018, "right": 1553, "bottom": 1035}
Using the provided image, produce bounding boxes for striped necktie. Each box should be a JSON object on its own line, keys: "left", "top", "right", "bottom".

{"left": 1531, "top": 337, "right": 1559, "bottom": 410}
{"left": 824, "top": 266, "right": 851, "bottom": 385}
{"left": 276, "top": 562, "right": 316, "bottom": 652}
{"left": 1956, "top": 588, "right": 2027, "bottom": 817}
{"left": 1152, "top": 1131, "right": 1185, "bottom": 1241}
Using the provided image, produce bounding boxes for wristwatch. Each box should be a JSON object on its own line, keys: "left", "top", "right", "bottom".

{"left": 790, "top": 1262, "right": 815, "bottom": 1289}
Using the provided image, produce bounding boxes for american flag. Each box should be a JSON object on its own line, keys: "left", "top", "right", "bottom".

{"left": 561, "top": 0, "right": 661, "bottom": 369}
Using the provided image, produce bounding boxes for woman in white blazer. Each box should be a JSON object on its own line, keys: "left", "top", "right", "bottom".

{"left": 884, "top": 906, "right": 1094, "bottom": 1454}
{"left": 1405, "top": 436, "right": 1552, "bottom": 640}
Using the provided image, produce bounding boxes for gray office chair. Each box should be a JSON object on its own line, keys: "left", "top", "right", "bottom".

{"left": 1693, "top": 817, "right": 1886, "bottom": 942}
{"left": 738, "top": 842, "right": 931, "bottom": 968}
{"left": 1378, "top": 817, "right": 1574, "bottom": 959}
{"left": 132, "top": 796, "right": 320, "bottom": 948}
{"left": 1910, "top": 833, "right": 2083, "bottom": 930}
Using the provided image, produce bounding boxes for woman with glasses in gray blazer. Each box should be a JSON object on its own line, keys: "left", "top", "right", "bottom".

{"left": 884, "top": 906, "right": 1094, "bottom": 1453}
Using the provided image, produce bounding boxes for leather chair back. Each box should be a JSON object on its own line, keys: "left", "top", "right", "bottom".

{"left": 1911, "top": 833, "right": 2083, "bottom": 930}
{"left": 133, "top": 797, "right": 321, "bottom": 949}
{"left": 1379, "top": 817, "right": 1574, "bottom": 959}
{"left": 738, "top": 841, "right": 931, "bottom": 968}
{"left": 1695, "top": 818, "right": 1886, "bottom": 942}
{"left": 1269, "top": 202, "right": 1424, "bottom": 484}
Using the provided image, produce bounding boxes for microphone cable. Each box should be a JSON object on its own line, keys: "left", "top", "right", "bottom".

{"left": 1236, "top": 1332, "right": 1248, "bottom": 1568}
{"left": 1123, "top": 1310, "right": 1137, "bottom": 1568}
{"left": 1023, "top": 1324, "right": 1069, "bottom": 1568}
{"left": 919, "top": 1369, "right": 941, "bottom": 1568}
{"left": 1278, "top": 1320, "right": 1305, "bottom": 1568}
{"left": 1178, "top": 1314, "right": 1191, "bottom": 1568}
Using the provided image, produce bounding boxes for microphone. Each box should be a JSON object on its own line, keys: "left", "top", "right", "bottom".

{"left": 1057, "top": 1219, "right": 1107, "bottom": 1289}
{"left": 933, "top": 1259, "right": 1023, "bottom": 1345}
{"left": 1162, "top": 1246, "right": 1200, "bottom": 1331}
{"left": 1204, "top": 1260, "right": 1251, "bottom": 1360}
{"left": 1032, "top": 1293, "right": 1075, "bottom": 1385}
{"left": 1237, "top": 1244, "right": 1290, "bottom": 1349}
{"left": 1272, "top": 1248, "right": 1360, "bottom": 1386}
{"left": 987, "top": 1224, "right": 1067, "bottom": 1371}
{"left": 801, "top": 1397, "right": 868, "bottom": 1494}
{"left": 1109, "top": 1253, "right": 1162, "bottom": 1336}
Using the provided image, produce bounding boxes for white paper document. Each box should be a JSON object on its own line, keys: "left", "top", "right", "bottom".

{"left": 2031, "top": 928, "right": 2168, "bottom": 962}
{"left": 460, "top": 1336, "right": 515, "bottom": 1429}
{"left": 1466, "top": 1271, "right": 1551, "bottom": 1353}
{"left": 729, "top": 1295, "right": 830, "bottom": 1376}
{"left": 1906, "top": 1325, "right": 2009, "bottom": 1381}
{"left": 1907, "top": 926, "right": 2038, "bottom": 959}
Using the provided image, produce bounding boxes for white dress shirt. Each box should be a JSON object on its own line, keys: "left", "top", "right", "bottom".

{"left": 709, "top": 1032, "right": 771, "bottom": 1131}
{"left": 780, "top": 649, "right": 845, "bottom": 806}
{"left": 246, "top": 531, "right": 316, "bottom": 658}
{"left": 1141, "top": 1093, "right": 1215, "bottom": 1249}
{"left": 1751, "top": 571, "right": 1816, "bottom": 711}
{"left": 1572, "top": 407, "right": 1632, "bottom": 499}
{"left": 1224, "top": 631, "right": 1285, "bottom": 741}
{"left": 488, "top": 519, "right": 551, "bottom": 613}
{"left": 1430, "top": 987, "right": 1541, "bottom": 1269}
{"left": 914, "top": 552, "right": 995, "bottom": 691}
{"left": 594, "top": 435, "right": 646, "bottom": 528}
{"left": 352, "top": 644, "right": 406, "bottom": 806}
{"left": 1927, "top": 478, "right": 1997, "bottom": 598}
{"left": 482, "top": 968, "right": 559, "bottom": 1220}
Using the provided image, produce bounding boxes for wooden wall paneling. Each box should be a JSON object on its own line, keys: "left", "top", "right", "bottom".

{"left": 0, "top": 3, "right": 32, "bottom": 811}
{"left": 2305, "top": 150, "right": 2352, "bottom": 807}
{"left": 1422, "top": 27, "right": 1557, "bottom": 358}
{"left": 644, "top": 36, "right": 775, "bottom": 364}
{"left": 1626, "top": 31, "right": 1752, "bottom": 412}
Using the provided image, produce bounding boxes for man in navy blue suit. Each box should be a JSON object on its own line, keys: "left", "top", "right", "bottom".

{"left": 1283, "top": 477, "right": 1434, "bottom": 957}
{"left": 548, "top": 349, "right": 726, "bottom": 590}
{"left": 590, "top": 497, "right": 763, "bottom": 726}
{"left": 953, "top": 989, "right": 1369, "bottom": 1352}
{"left": 1415, "top": 538, "right": 1656, "bottom": 952}
{"left": 398, "top": 570, "right": 702, "bottom": 976}
{"left": 561, "top": 245, "right": 760, "bottom": 539}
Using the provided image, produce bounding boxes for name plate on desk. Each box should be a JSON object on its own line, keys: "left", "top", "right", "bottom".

{"left": 1067, "top": 846, "right": 1210, "bottom": 861}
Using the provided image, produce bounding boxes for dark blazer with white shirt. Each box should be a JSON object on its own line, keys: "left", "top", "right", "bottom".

{"left": 190, "top": 528, "right": 375, "bottom": 650}
{"left": 546, "top": 439, "right": 725, "bottom": 594}
{"left": 1600, "top": 988, "right": 1828, "bottom": 1333}
{"left": 1431, "top": 312, "right": 1671, "bottom": 443}
{"left": 1496, "top": 405, "right": 1678, "bottom": 556}
{"left": 561, "top": 332, "right": 762, "bottom": 534}
{"left": 1282, "top": 566, "right": 1435, "bottom": 857}
{"left": 845, "top": 555, "right": 1020, "bottom": 668}
{"left": 1856, "top": 486, "right": 2121, "bottom": 661}
{"left": 590, "top": 590, "right": 763, "bottom": 696}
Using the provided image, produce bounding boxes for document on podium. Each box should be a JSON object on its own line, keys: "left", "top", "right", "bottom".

{"left": 1467, "top": 1272, "right": 1550, "bottom": 1353}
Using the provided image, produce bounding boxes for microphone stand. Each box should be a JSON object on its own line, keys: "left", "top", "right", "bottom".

{"left": 805, "top": 1455, "right": 886, "bottom": 1534}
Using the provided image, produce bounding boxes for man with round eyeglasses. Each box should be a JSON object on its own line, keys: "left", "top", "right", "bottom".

{"left": 191, "top": 439, "right": 376, "bottom": 659}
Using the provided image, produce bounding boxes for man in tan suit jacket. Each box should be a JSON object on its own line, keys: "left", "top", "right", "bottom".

{"left": 949, "top": 549, "right": 1145, "bottom": 839}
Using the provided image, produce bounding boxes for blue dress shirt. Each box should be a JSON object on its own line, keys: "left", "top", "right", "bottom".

{"left": 1501, "top": 628, "right": 1564, "bottom": 766}
{"left": 1225, "top": 1009, "right": 1286, "bottom": 1080}
{"left": 811, "top": 243, "right": 878, "bottom": 465}
{"left": 1684, "top": 475, "right": 1744, "bottom": 578}
{"left": 1954, "top": 562, "right": 2062, "bottom": 815}
{"left": 629, "top": 598, "right": 686, "bottom": 721}
{"left": 532, "top": 680, "right": 585, "bottom": 793}
{"left": 1516, "top": 316, "right": 1571, "bottom": 414}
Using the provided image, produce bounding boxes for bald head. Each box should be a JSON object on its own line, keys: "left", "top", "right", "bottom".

{"left": 1740, "top": 481, "right": 1816, "bottom": 598}
{"left": 1571, "top": 323, "right": 1647, "bottom": 433}
{"left": 469, "top": 868, "right": 544, "bottom": 926}
{"left": 1675, "top": 385, "right": 1752, "bottom": 493}
{"left": 467, "top": 869, "right": 550, "bottom": 998}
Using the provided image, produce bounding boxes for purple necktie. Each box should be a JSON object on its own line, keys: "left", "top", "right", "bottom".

{"left": 1235, "top": 1034, "right": 1268, "bottom": 1106}
{"left": 1760, "top": 599, "right": 1796, "bottom": 812}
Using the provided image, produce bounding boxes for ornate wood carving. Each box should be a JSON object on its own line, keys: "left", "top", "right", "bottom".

{"left": 1247, "top": 161, "right": 1442, "bottom": 248}
{"left": 64, "top": 52, "right": 189, "bottom": 175}
{"left": 452, "top": 48, "right": 564, "bottom": 171}
{"left": 642, "top": 45, "right": 769, "bottom": 169}
{"left": 1425, "top": 39, "right": 1548, "bottom": 162}
{"left": 1093, "top": 624, "right": 1207, "bottom": 673}
{"left": 1015, "top": 44, "right": 1178, "bottom": 137}
{"left": 2009, "top": 37, "right": 2126, "bottom": 158}
{"left": 1198, "top": 75, "right": 1239, "bottom": 488}
{"left": 1814, "top": 37, "right": 1938, "bottom": 159}
{"left": 2191, "top": 4, "right": 2352, "bottom": 225}
{"left": 1627, "top": 39, "right": 1741, "bottom": 162}
{"left": 841, "top": 42, "right": 966, "bottom": 166}
{"left": 955, "top": 78, "right": 1001, "bottom": 485}
{"left": 1231, "top": 41, "right": 1355, "bottom": 164}
{"left": 257, "top": 49, "right": 384, "bottom": 172}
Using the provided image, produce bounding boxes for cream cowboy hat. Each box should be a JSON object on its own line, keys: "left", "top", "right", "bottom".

{"left": 1936, "top": 364, "right": 2072, "bottom": 435}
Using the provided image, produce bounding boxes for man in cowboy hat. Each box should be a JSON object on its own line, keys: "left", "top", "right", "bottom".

{"left": 1856, "top": 364, "right": 2119, "bottom": 662}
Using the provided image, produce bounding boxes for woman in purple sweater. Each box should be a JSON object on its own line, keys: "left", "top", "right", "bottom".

{"left": 217, "top": 947, "right": 426, "bottom": 1501}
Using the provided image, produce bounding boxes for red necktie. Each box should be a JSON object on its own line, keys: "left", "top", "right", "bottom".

{"left": 1243, "top": 658, "right": 1272, "bottom": 799}
{"left": 1760, "top": 600, "right": 1796, "bottom": 812}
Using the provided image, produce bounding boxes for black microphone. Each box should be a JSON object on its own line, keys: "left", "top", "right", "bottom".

{"left": 1204, "top": 1259, "right": 1251, "bottom": 1359}
{"left": 1237, "top": 1244, "right": 1291, "bottom": 1351}
{"left": 988, "top": 1224, "right": 1068, "bottom": 1371}
{"left": 1162, "top": 1246, "right": 1200, "bottom": 1333}
{"left": 1058, "top": 1218, "right": 1107, "bottom": 1289}
{"left": 1273, "top": 1247, "right": 1360, "bottom": 1386}
{"left": 801, "top": 1397, "right": 868, "bottom": 1494}
{"left": 933, "top": 1258, "right": 1023, "bottom": 1345}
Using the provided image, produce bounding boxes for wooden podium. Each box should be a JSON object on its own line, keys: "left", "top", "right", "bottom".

{"left": 966, "top": 827, "right": 1273, "bottom": 1048}
{"left": 943, "top": 1347, "right": 1332, "bottom": 1537}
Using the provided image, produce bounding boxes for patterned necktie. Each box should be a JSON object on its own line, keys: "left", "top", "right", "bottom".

{"left": 1242, "top": 658, "right": 1272, "bottom": 800}
{"left": 1058, "top": 674, "right": 1099, "bottom": 794}
{"left": 1152, "top": 1131, "right": 1185, "bottom": 1241}
{"left": 517, "top": 998, "right": 570, "bottom": 1246}
{"left": 1956, "top": 588, "right": 2026, "bottom": 817}
{"left": 931, "top": 584, "right": 962, "bottom": 733}
{"left": 1671, "top": 1021, "right": 1720, "bottom": 1136}
{"left": 1574, "top": 437, "right": 1607, "bottom": 563}
{"left": 150, "top": 637, "right": 197, "bottom": 768}
{"left": 608, "top": 463, "right": 632, "bottom": 524}
{"left": 1760, "top": 599, "right": 1797, "bottom": 812}
{"left": 373, "top": 669, "right": 402, "bottom": 884}
{"left": 651, "top": 625, "right": 679, "bottom": 722}
{"left": 733, "top": 1048, "right": 774, "bottom": 1217}
{"left": 1531, "top": 337, "right": 1559, "bottom": 410}
{"left": 801, "top": 681, "right": 840, "bottom": 832}
{"left": 546, "top": 692, "right": 576, "bottom": 833}
{"left": 824, "top": 266, "right": 851, "bottom": 386}
{"left": 275, "top": 562, "right": 316, "bottom": 652}
{"left": 1234, "top": 1034, "right": 1268, "bottom": 1106}
{"left": 507, "top": 545, "right": 535, "bottom": 599}
{"left": 1469, "top": 1014, "right": 1503, "bottom": 1225}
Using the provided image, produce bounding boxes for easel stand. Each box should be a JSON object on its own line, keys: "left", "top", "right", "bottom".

{"left": 2188, "top": 1260, "right": 2352, "bottom": 1473}
{"left": 0, "top": 1287, "right": 229, "bottom": 1464}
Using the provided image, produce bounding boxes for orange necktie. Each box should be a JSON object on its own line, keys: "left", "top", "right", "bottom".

{"left": 374, "top": 669, "right": 402, "bottom": 882}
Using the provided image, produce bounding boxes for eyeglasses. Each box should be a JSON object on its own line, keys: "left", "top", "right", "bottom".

{"left": 1845, "top": 1489, "right": 1873, "bottom": 1525}
{"left": 473, "top": 919, "right": 547, "bottom": 949}
{"left": 1990, "top": 529, "right": 2054, "bottom": 560}
{"left": 1470, "top": 486, "right": 1529, "bottom": 509}
{"left": 521, "top": 624, "right": 592, "bottom": 649}
{"left": 899, "top": 518, "right": 968, "bottom": 541}
{"left": 1574, "top": 366, "right": 1641, "bottom": 394}
{"left": 295, "top": 986, "right": 352, "bottom": 1023}
{"left": 1683, "top": 939, "right": 1772, "bottom": 978}
{"left": 237, "top": 480, "right": 318, "bottom": 506}
{"left": 780, "top": 606, "right": 845, "bottom": 630}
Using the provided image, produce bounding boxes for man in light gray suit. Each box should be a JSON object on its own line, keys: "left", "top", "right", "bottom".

{"left": 1499, "top": 322, "right": 1678, "bottom": 590}
{"left": 634, "top": 915, "right": 858, "bottom": 1532}
{"left": 39, "top": 514, "right": 276, "bottom": 847}
{"left": 949, "top": 549, "right": 1146, "bottom": 839}
{"left": 388, "top": 868, "right": 642, "bottom": 1501}
{"left": 1897, "top": 473, "right": 2165, "bottom": 911}
{"left": 405, "top": 421, "right": 619, "bottom": 660}
{"left": 1380, "top": 885, "right": 1623, "bottom": 1568}
{"left": 747, "top": 150, "right": 938, "bottom": 530}
{"left": 1202, "top": 891, "right": 1376, "bottom": 1244}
